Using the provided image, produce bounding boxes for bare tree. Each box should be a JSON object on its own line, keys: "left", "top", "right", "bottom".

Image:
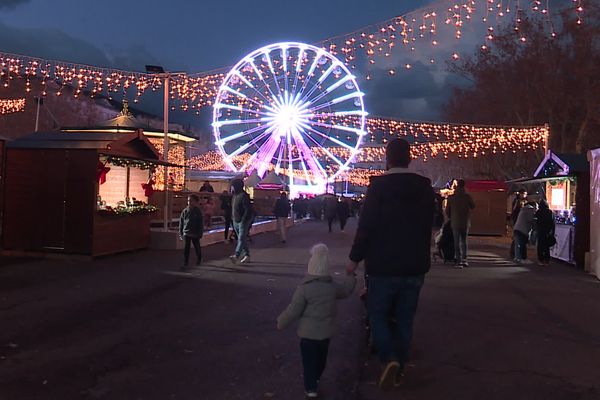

{"left": 445, "top": 4, "right": 600, "bottom": 153}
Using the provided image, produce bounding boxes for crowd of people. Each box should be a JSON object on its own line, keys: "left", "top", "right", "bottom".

{"left": 177, "top": 139, "right": 559, "bottom": 398}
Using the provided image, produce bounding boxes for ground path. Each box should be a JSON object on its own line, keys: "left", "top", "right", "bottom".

{"left": 0, "top": 219, "right": 599, "bottom": 400}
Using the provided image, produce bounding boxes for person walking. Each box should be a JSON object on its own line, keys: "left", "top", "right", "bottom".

{"left": 324, "top": 196, "right": 337, "bottom": 233}
{"left": 337, "top": 198, "right": 350, "bottom": 232}
{"left": 535, "top": 199, "right": 555, "bottom": 265}
{"left": 513, "top": 201, "right": 537, "bottom": 263}
{"left": 273, "top": 192, "right": 291, "bottom": 243}
{"left": 510, "top": 189, "right": 528, "bottom": 258}
{"left": 219, "top": 190, "right": 233, "bottom": 242}
{"left": 277, "top": 243, "right": 356, "bottom": 398}
{"left": 230, "top": 179, "right": 252, "bottom": 264}
{"left": 346, "top": 138, "right": 435, "bottom": 390}
{"left": 446, "top": 179, "right": 475, "bottom": 268}
{"left": 179, "top": 194, "right": 203, "bottom": 269}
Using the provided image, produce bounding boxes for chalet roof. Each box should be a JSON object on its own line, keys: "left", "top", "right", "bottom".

{"left": 61, "top": 101, "right": 196, "bottom": 143}
{"left": 6, "top": 130, "right": 176, "bottom": 166}
{"left": 534, "top": 151, "right": 588, "bottom": 178}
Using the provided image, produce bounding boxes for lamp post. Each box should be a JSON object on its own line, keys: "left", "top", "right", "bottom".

{"left": 145, "top": 65, "right": 180, "bottom": 230}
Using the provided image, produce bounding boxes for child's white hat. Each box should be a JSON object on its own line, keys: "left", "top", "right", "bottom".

{"left": 308, "top": 243, "right": 329, "bottom": 276}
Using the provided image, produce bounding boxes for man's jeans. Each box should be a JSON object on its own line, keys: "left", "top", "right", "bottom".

{"left": 233, "top": 221, "right": 249, "bottom": 257}
{"left": 452, "top": 228, "right": 468, "bottom": 263}
{"left": 276, "top": 217, "right": 287, "bottom": 241}
{"left": 367, "top": 275, "right": 425, "bottom": 366}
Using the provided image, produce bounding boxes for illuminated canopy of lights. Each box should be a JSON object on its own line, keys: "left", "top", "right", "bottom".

{"left": 0, "top": 98, "right": 25, "bottom": 114}
{"left": 0, "top": 1, "right": 585, "bottom": 110}
{"left": 190, "top": 120, "right": 548, "bottom": 186}
{"left": 213, "top": 42, "right": 367, "bottom": 196}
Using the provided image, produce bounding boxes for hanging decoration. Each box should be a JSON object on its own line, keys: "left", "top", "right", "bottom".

{"left": 104, "top": 155, "right": 158, "bottom": 170}
{"left": 97, "top": 203, "right": 158, "bottom": 216}
{"left": 0, "top": 1, "right": 586, "bottom": 112}
{"left": 96, "top": 160, "right": 111, "bottom": 184}
{"left": 0, "top": 98, "right": 25, "bottom": 114}
{"left": 188, "top": 118, "right": 547, "bottom": 185}
{"left": 141, "top": 177, "right": 156, "bottom": 197}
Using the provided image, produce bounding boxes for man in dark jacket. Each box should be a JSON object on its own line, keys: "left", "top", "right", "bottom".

{"left": 230, "top": 179, "right": 252, "bottom": 264}
{"left": 346, "top": 138, "right": 434, "bottom": 390}
{"left": 273, "top": 192, "right": 291, "bottom": 243}
{"left": 179, "top": 194, "right": 203, "bottom": 269}
{"left": 446, "top": 179, "right": 475, "bottom": 267}
{"left": 219, "top": 190, "right": 233, "bottom": 241}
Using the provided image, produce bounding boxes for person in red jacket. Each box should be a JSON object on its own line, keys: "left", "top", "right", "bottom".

{"left": 346, "top": 138, "right": 434, "bottom": 390}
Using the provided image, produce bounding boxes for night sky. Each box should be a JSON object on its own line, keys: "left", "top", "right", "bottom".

{"left": 0, "top": 0, "right": 483, "bottom": 126}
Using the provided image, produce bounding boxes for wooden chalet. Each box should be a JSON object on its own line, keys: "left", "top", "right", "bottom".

{"left": 2, "top": 130, "right": 169, "bottom": 257}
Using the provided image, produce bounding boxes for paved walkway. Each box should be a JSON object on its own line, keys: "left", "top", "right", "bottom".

{"left": 0, "top": 219, "right": 599, "bottom": 400}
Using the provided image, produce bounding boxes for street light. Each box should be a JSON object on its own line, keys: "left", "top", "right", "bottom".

{"left": 145, "top": 64, "right": 180, "bottom": 231}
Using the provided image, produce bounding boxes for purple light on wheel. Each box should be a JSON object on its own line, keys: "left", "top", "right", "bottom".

{"left": 212, "top": 42, "right": 367, "bottom": 195}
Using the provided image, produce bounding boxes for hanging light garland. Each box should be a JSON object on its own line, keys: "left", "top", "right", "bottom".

{"left": 0, "top": 1, "right": 585, "bottom": 112}
{"left": 186, "top": 119, "right": 547, "bottom": 186}
{"left": 0, "top": 98, "right": 25, "bottom": 114}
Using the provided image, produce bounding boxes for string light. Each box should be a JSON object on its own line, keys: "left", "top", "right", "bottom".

{"left": 0, "top": 98, "right": 25, "bottom": 114}
{"left": 186, "top": 119, "right": 547, "bottom": 186}
{"left": 0, "top": 2, "right": 584, "bottom": 111}
{"left": 149, "top": 139, "right": 186, "bottom": 190}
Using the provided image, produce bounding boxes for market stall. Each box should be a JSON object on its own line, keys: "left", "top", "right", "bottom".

{"left": 518, "top": 152, "right": 590, "bottom": 267}
{"left": 2, "top": 130, "right": 167, "bottom": 256}
{"left": 587, "top": 148, "right": 600, "bottom": 279}
{"left": 440, "top": 180, "right": 508, "bottom": 236}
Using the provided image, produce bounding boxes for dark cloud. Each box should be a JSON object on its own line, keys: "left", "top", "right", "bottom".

{"left": 0, "top": 0, "right": 30, "bottom": 10}
{"left": 361, "top": 61, "right": 451, "bottom": 121}
{"left": 0, "top": 19, "right": 167, "bottom": 73}
{"left": 0, "top": 20, "right": 111, "bottom": 65}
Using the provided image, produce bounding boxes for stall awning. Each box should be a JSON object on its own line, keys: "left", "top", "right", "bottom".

{"left": 465, "top": 180, "right": 508, "bottom": 191}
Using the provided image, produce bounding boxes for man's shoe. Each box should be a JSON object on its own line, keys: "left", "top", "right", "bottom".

{"left": 393, "top": 369, "right": 405, "bottom": 387}
{"left": 229, "top": 255, "right": 238, "bottom": 264}
{"left": 461, "top": 261, "right": 469, "bottom": 267}
{"left": 378, "top": 361, "right": 400, "bottom": 390}
{"left": 453, "top": 263, "right": 464, "bottom": 269}
{"left": 239, "top": 255, "right": 250, "bottom": 264}
{"left": 305, "top": 392, "right": 318, "bottom": 398}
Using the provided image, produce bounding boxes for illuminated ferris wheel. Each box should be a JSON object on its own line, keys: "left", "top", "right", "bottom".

{"left": 212, "top": 41, "right": 367, "bottom": 195}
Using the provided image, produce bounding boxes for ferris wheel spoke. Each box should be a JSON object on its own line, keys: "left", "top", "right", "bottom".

{"left": 302, "top": 123, "right": 362, "bottom": 154}
{"left": 263, "top": 50, "right": 284, "bottom": 96}
{"left": 228, "top": 127, "right": 273, "bottom": 158}
{"left": 296, "top": 49, "right": 324, "bottom": 101}
{"left": 297, "top": 124, "right": 350, "bottom": 167}
{"left": 252, "top": 133, "right": 283, "bottom": 177}
{"left": 308, "top": 74, "right": 356, "bottom": 105}
{"left": 213, "top": 103, "right": 271, "bottom": 117}
{"left": 308, "top": 91, "right": 365, "bottom": 113}
{"left": 215, "top": 123, "right": 269, "bottom": 146}
{"left": 290, "top": 125, "right": 328, "bottom": 179}
{"left": 232, "top": 69, "right": 275, "bottom": 106}
{"left": 291, "top": 47, "right": 305, "bottom": 96}
{"left": 247, "top": 58, "right": 280, "bottom": 102}
{"left": 300, "top": 62, "right": 337, "bottom": 104}
{"left": 310, "top": 120, "right": 367, "bottom": 137}
{"left": 221, "top": 84, "right": 273, "bottom": 111}
{"left": 310, "top": 110, "right": 369, "bottom": 118}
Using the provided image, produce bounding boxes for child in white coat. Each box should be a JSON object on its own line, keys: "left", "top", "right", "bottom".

{"left": 277, "top": 243, "right": 356, "bottom": 398}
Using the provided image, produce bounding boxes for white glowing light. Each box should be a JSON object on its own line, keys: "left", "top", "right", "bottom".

{"left": 212, "top": 42, "right": 367, "bottom": 195}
